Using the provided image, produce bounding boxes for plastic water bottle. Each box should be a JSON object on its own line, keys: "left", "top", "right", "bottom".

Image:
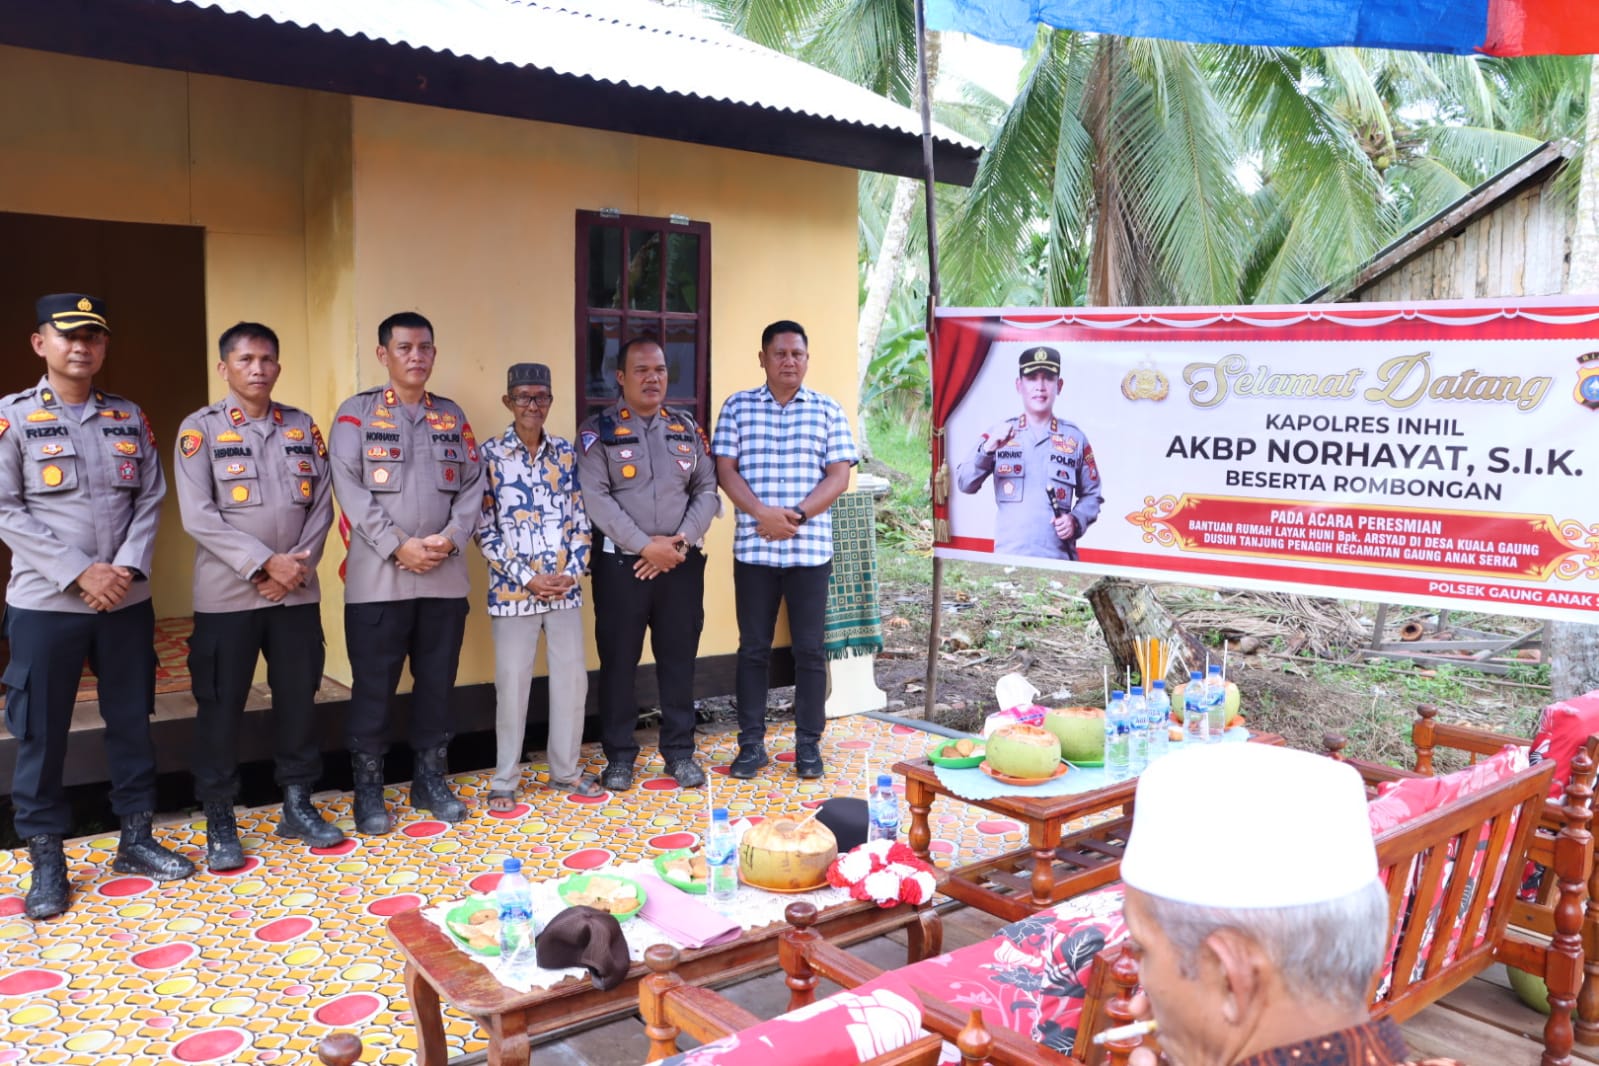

{"left": 496, "top": 858, "right": 538, "bottom": 980}
{"left": 1104, "top": 690, "right": 1131, "bottom": 781}
{"left": 1204, "top": 664, "right": 1227, "bottom": 742}
{"left": 1147, "top": 680, "right": 1171, "bottom": 762}
{"left": 706, "top": 807, "right": 739, "bottom": 905}
{"left": 1126, "top": 686, "right": 1149, "bottom": 775}
{"left": 868, "top": 774, "right": 900, "bottom": 843}
{"left": 1183, "top": 671, "right": 1209, "bottom": 744}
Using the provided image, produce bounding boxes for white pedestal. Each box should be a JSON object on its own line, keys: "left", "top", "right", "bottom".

{"left": 824, "top": 652, "right": 888, "bottom": 719}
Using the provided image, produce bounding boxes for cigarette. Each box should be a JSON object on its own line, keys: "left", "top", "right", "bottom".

{"left": 1091, "top": 1019, "right": 1157, "bottom": 1045}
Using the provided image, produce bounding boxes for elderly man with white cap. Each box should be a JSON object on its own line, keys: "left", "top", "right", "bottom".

{"left": 1118, "top": 743, "right": 1464, "bottom": 1066}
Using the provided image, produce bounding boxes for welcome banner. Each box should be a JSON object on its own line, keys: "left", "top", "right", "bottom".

{"left": 931, "top": 300, "right": 1599, "bottom": 623}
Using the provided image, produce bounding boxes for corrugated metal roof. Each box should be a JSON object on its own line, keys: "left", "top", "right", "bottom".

{"left": 172, "top": 0, "right": 979, "bottom": 152}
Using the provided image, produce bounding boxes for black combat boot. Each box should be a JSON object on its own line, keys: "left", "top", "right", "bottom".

{"left": 410, "top": 744, "right": 467, "bottom": 822}
{"left": 794, "top": 742, "right": 825, "bottom": 780}
{"left": 203, "top": 801, "right": 246, "bottom": 871}
{"left": 113, "top": 812, "right": 197, "bottom": 881}
{"left": 351, "top": 752, "right": 394, "bottom": 835}
{"left": 276, "top": 785, "right": 345, "bottom": 848}
{"left": 23, "top": 834, "right": 70, "bottom": 920}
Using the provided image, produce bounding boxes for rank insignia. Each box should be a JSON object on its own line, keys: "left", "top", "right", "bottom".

{"left": 383, "top": 388, "right": 398, "bottom": 407}
{"left": 272, "top": 407, "right": 284, "bottom": 425}
{"left": 284, "top": 427, "right": 305, "bottom": 441}
{"left": 216, "top": 430, "right": 244, "bottom": 443}
{"left": 228, "top": 407, "right": 246, "bottom": 427}
{"left": 226, "top": 463, "right": 246, "bottom": 475}
{"left": 621, "top": 464, "right": 637, "bottom": 479}
{"left": 179, "top": 430, "right": 203, "bottom": 458}
{"left": 369, "top": 419, "right": 397, "bottom": 429}
{"left": 311, "top": 424, "right": 327, "bottom": 458}
{"left": 620, "top": 408, "right": 632, "bottom": 420}
{"left": 0, "top": 418, "right": 8, "bottom": 438}
{"left": 367, "top": 447, "right": 389, "bottom": 459}
{"left": 231, "top": 485, "right": 250, "bottom": 502}
{"left": 299, "top": 479, "right": 312, "bottom": 498}
{"left": 118, "top": 460, "right": 137, "bottom": 482}
{"left": 99, "top": 408, "right": 131, "bottom": 420}
{"left": 580, "top": 430, "right": 598, "bottom": 453}
{"left": 114, "top": 441, "right": 137, "bottom": 455}
{"left": 297, "top": 460, "right": 313, "bottom": 474}
{"left": 42, "top": 444, "right": 64, "bottom": 457}
{"left": 40, "top": 390, "right": 53, "bottom": 403}
{"left": 41, "top": 464, "right": 63, "bottom": 487}
{"left": 372, "top": 467, "right": 391, "bottom": 485}
{"left": 26, "top": 409, "right": 56, "bottom": 423}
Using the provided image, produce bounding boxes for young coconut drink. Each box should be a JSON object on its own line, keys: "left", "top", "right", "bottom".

{"left": 738, "top": 814, "right": 838, "bottom": 891}
{"left": 985, "top": 723, "right": 1062, "bottom": 779}
{"left": 1043, "top": 707, "right": 1105, "bottom": 763}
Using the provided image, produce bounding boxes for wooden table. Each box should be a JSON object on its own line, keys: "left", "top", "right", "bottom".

{"left": 387, "top": 893, "right": 942, "bottom": 1066}
{"left": 895, "top": 732, "right": 1285, "bottom": 921}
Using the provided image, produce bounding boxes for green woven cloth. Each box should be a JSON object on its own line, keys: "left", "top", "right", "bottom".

{"left": 825, "top": 490, "right": 884, "bottom": 660}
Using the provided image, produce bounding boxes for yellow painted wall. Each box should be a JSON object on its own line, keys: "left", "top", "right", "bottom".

{"left": 0, "top": 47, "right": 863, "bottom": 693}
{"left": 348, "top": 97, "right": 861, "bottom": 687}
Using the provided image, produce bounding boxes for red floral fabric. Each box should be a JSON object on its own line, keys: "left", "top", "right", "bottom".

{"left": 655, "top": 884, "right": 1128, "bottom": 1066}
{"left": 1528, "top": 690, "right": 1599, "bottom": 802}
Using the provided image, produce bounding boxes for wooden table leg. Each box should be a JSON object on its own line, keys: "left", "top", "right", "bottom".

{"left": 487, "top": 1007, "right": 532, "bottom": 1066}
{"left": 1029, "top": 818, "right": 1063, "bottom": 911}
{"left": 906, "top": 778, "right": 933, "bottom": 861}
{"left": 904, "top": 904, "right": 943, "bottom": 962}
{"left": 403, "top": 961, "right": 449, "bottom": 1066}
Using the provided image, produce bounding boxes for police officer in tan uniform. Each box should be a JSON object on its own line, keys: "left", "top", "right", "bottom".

{"left": 0, "top": 294, "right": 194, "bottom": 920}
{"left": 330, "top": 311, "right": 484, "bottom": 833}
{"left": 576, "top": 334, "right": 719, "bottom": 791}
{"left": 957, "top": 346, "right": 1103, "bottom": 561}
{"left": 175, "top": 322, "right": 342, "bottom": 869}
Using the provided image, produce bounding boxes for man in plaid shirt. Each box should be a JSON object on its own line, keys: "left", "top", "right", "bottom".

{"left": 712, "top": 320, "right": 858, "bottom": 779}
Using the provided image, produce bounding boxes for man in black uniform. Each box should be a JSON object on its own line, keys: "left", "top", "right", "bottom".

{"left": 175, "top": 322, "right": 343, "bottom": 868}
{"left": 575, "top": 335, "right": 719, "bottom": 791}
{"left": 0, "top": 294, "right": 195, "bottom": 919}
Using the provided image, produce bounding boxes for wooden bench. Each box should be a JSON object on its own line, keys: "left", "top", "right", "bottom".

{"left": 1325, "top": 730, "right": 1593, "bottom": 1066}
{"left": 638, "top": 900, "right": 1145, "bottom": 1066}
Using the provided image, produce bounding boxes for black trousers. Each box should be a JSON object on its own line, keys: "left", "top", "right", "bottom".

{"left": 343, "top": 597, "right": 469, "bottom": 755}
{"left": 189, "top": 602, "right": 325, "bottom": 802}
{"left": 4, "top": 600, "right": 158, "bottom": 837}
{"left": 590, "top": 547, "right": 705, "bottom": 765}
{"left": 733, "top": 560, "right": 831, "bottom": 748}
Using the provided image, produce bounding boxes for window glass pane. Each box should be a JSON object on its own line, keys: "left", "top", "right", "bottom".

{"left": 663, "top": 319, "right": 698, "bottom": 401}
{"left": 585, "top": 315, "right": 622, "bottom": 402}
{"left": 627, "top": 230, "right": 662, "bottom": 311}
{"left": 587, "top": 226, "right": 622, "bottom": 309}
{"left": 666, "top": 232, "right": 700, "bottom": 313}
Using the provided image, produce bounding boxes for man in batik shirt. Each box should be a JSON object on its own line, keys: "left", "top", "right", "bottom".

{"left": 477, "top": 362, "right": 598, "bottom": 807}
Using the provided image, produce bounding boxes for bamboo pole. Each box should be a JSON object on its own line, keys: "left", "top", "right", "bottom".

{"left": 917, "top": 0, "right": 945, "bottom": 721}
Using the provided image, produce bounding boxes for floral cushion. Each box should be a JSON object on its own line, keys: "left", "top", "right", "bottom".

{"left": 1528, "top": 690, "right": 1599, "bottom": 802}
{"left": 656, "top": 884, "right": 1128, "bottom": 1066}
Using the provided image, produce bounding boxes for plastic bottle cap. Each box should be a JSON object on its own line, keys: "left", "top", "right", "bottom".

{"left": 712, "top": 807, "right": 729, "bottom": 820}
{"left": 1152, "top": 681, "right": 1165, "bottom": 689}
{"left": 503, "top": 858, "right": 521, "bottom": 873}
{"left": 1111, "top": 690, "right": 1125, "bottom": 699}
{"left": 876, "top": 774, "right": 893, "bottom": 787}
{"left": 1190, "top": 671, "right": 1203, "bottom": 680}
{"left": 1130, "top": 686, "right": 1143, "bottom": 696}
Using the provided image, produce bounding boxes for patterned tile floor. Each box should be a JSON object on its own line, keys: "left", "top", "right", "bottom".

{"left": 0, "top": 717, "right": 1040, "bottom": 1065}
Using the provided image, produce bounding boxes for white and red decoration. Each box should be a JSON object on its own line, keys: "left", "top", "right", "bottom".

{"left": 826, "top": 841, "right": 938, "bottom": 907}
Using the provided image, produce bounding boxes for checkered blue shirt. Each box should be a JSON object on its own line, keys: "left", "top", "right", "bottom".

{"left": 711, "top": 384, "right": 859, "bottom": 566}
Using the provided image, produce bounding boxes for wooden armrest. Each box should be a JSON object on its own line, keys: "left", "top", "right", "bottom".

{"left": 1411, "top": 703, "right": 1532, "bottom": 774}
{"left": 657, "top": 984, "right": 764, "bottom": 1043}
{"left": 1321, "top": 733, "right": 1420, "bottom": 787}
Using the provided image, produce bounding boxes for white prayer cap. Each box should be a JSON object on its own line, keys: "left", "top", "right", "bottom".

{"left": 1121, "top": 743, "right": 1377, "bottom": 909}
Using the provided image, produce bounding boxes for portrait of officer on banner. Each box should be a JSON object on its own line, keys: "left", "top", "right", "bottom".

{"left": 955, "top": 345, "right": 1103, "bottom": 561}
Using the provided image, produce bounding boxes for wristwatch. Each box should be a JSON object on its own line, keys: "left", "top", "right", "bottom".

{"left": 793, "top": 505, "right": 808, "bottom": 525}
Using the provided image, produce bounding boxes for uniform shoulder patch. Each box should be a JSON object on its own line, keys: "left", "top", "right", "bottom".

{"left": 311, "top": 423, "right": 328, "bottom": 459}
{"left": 579, "top": 429, "right": 599, "bottom": 454}
{"left": 0, "top": 417, "right": 8, "bottom": 439}
{"left": 179, "top": 429, "right": 203, "bottom": 458}
{"left": 143, "top": 413, "right": 157, "bottom": 449}
{"left": 337, "top": 414, "right": 362, "bottom": 427}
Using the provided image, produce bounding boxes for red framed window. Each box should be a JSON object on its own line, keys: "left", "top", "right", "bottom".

{"left": 575, "top": 210, "right": 711, "bottom": 426}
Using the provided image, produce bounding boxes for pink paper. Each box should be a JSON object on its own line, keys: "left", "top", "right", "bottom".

{"left": 636, "top": 873, "right": 742, "bottom": 949}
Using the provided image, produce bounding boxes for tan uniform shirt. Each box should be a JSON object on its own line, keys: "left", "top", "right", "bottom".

{"left": 0, "top": 377, "right": 164, "bottom": 613}
{"left": 575, "top": 402, "right": 717, "bottom": 554}
{"left": 329, "top": 385, "right": 484, "bottom": 603}
{"left": 174, "top": 396, "right": 334, "bottom": 614}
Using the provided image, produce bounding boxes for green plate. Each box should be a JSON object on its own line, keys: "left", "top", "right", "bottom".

{"left": 928, "top": 737, "right": 986, "bottom": 769}
{"left": 557, "top": 872, "right": 646, "bottom": 922}
{"left": 653, "top": 849, "right": 708, "bottom": 895}
{"left": 1067, "top": 759, "right": 1105, "bottom": 769}
{"left": 445, "top": 897, "right": 501, "bottom": 957}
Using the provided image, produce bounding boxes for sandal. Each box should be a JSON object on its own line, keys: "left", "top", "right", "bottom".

{"left": 487, "top": 790, "right": 517, "bottom": 813}
{"left": 548, "top": 775, "right": 605, "bottom": 799}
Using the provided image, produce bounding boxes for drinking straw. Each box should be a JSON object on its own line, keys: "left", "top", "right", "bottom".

{"left": 1222, "top": 642, "right": 1229, "bottom": 681}
{"left": 1103, "top": 665, "right": 1109, "bottom": 707}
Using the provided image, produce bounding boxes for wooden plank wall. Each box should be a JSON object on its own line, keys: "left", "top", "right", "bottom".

{"left": 1355, "top": 182, "right": 1571, "bottom": 301}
